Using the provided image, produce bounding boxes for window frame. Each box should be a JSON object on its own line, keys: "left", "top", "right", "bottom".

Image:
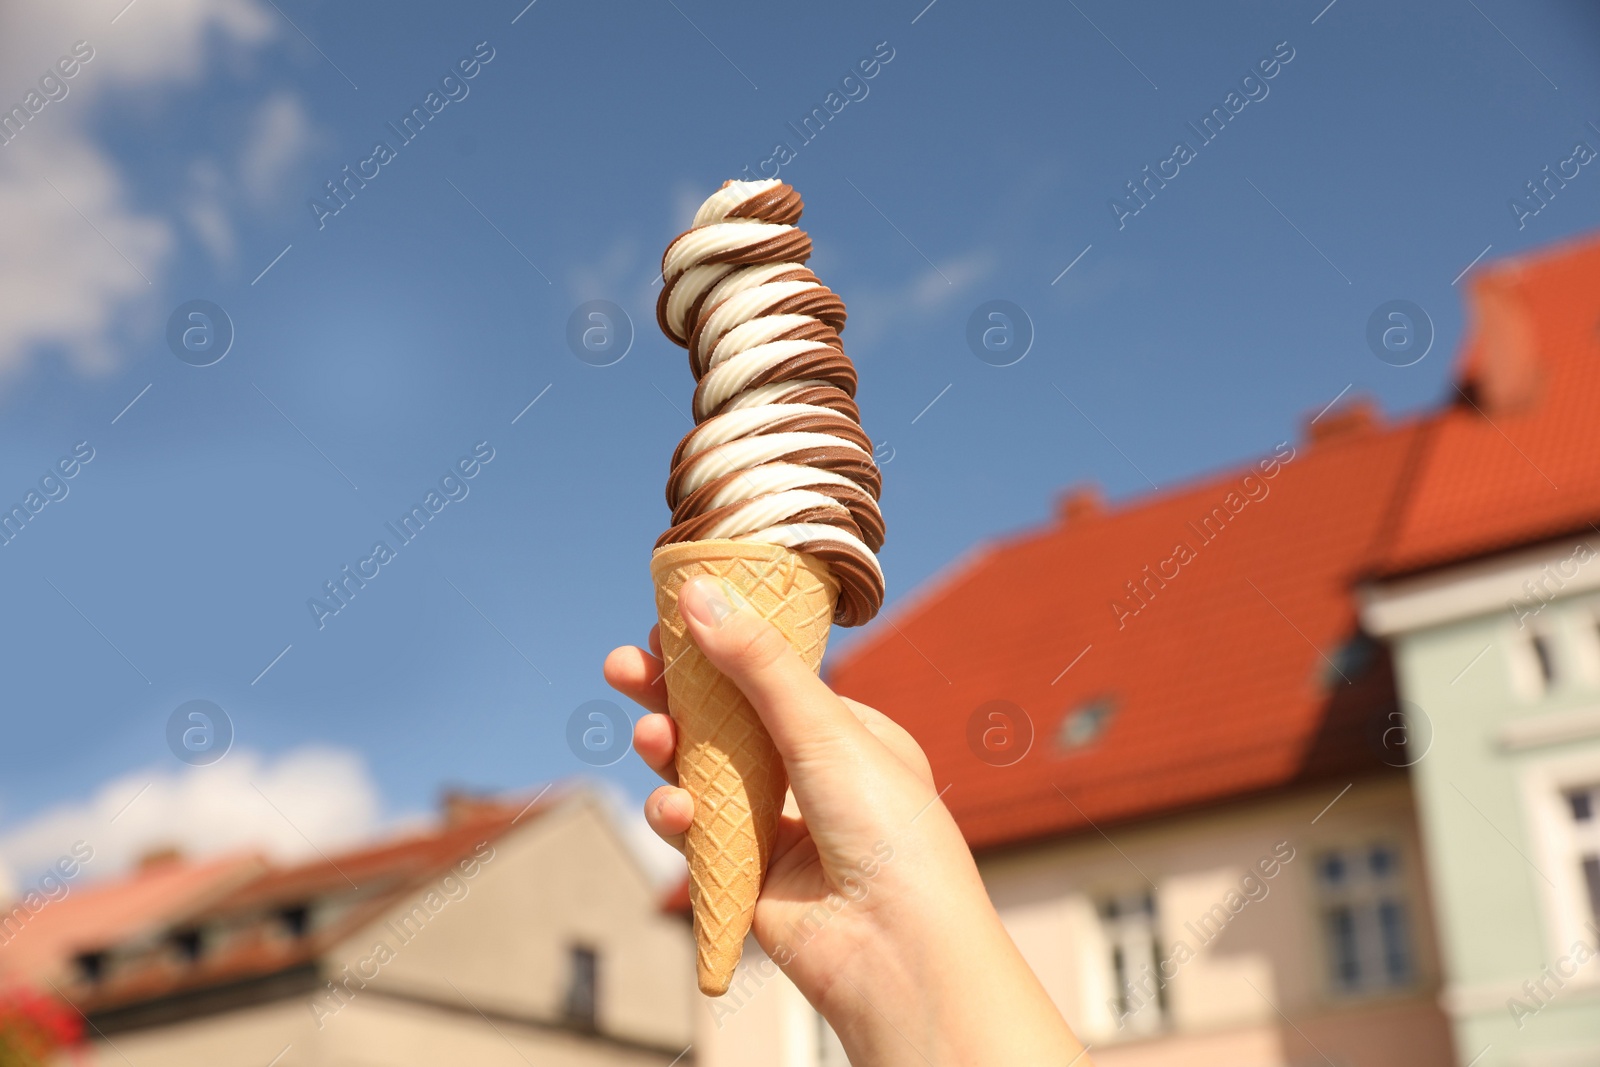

{"left": 1505, "top": 616, "right": 1563, "bottom": 702}
{"left": 1518, "top": 743, "right": 1600, "bottom": 983}
{"left": 1094, "top": 887, "right": 1168, "bottom": 1036}
{"left": 562, "top": 943, "right": 600, "bottom": 1031}
{"left": 1308, "top": 839, "right": 1421, "bottom": 1000}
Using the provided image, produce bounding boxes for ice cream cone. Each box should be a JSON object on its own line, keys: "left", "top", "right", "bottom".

{"left": 651, "top": 539, "right": 838, "bottom": 996}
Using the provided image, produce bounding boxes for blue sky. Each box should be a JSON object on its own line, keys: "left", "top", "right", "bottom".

{"left": 1, "top": 0, "right": 1598, "bottom": 881}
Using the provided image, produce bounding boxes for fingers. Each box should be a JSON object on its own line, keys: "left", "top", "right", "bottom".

{"left": 632, "top": 708, "right": 679, "bottom": 786}
{"left": 676, "top": 576, "right": 870, "bottom": 771}
{"left": 645, "top": 785, "right": 691, "bottom": 854}
{"left": 603, "top": 644, "right": 669, "bottom": 717}
{"left": 606, "top": 643, "right": 680, "bottom": 785}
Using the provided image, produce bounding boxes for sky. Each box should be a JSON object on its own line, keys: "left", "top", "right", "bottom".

{"left": 1, "top": 0, "right": 1598, "bottom": 889}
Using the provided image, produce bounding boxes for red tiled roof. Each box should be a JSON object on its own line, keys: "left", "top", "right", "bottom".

{"left": 829, "top": 416, "right": 1425, "bottom": 851}
{"left": 1376, "top": 232, "right": 1600, "bottom": 575}
{"left": 64, "top": 793, "right": 549, "bottom": 1014}
{"left": 196, "top": 802, "right": 529, "bottom": 917}
{"left": 0, "top": 853, "right": 267, "bottom": 986}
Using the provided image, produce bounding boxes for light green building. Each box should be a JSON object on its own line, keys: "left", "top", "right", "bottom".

{"left": 1368, "top": 538, "right": 1600, "bottom": 1066}
{"left": 1362, "top": 235, "right": 1600, "bottom": 1067}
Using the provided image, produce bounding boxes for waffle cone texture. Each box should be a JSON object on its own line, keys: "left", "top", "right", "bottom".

{"left": 651, "top": 539, "right": 838, "bottom": 996}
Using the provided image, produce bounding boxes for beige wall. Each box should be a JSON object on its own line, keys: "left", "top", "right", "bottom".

{"left": 695, "top": 777, "right": 1457, "bottom": 1067}
{"left": 321, "top": 793, "right": 693, "bottom": 1051}
{"left": 80, "top": 1000, "right": 315, "bottom": 1067}
{"left": 988, "top": 776, "right": 1452, "bottom": 1064}
{"left": 79, "top": 791, "right": 694, "bottom": 1067}
{"left": 690, "top": 937, "right": 833, "bottom": 1067}
{"left": 79, "top": 994, "right": 683, "bottom": 1067}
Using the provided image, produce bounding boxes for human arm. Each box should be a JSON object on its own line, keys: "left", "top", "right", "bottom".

{"left": 605, "top": 576, "right": 1088, "bottom": 1066}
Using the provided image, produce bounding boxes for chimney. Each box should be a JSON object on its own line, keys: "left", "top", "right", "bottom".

{"left": 136, "top": 845, "right": 183, "bottom": 871}
{"left": 440, "top": 788, "right": 516, "bottom": 826}
{"left": 1461, "top": 266, "right": 1542, "bottom": 414}
{"left": 1304, "top": 396, "right": 1379, "bottom": 446}
{"left": 1057, "top": 484, "right": 1104, "bottom": 524}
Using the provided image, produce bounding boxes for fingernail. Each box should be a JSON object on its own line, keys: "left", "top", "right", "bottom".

{"left": 681, "top": 577, "right": 735, "bottom": 628}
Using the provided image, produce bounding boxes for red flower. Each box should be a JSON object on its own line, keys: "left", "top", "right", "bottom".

{"left": 0, "top": 986, "right": 83, "bottom": 1067}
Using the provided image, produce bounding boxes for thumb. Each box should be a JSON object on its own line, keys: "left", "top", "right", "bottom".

{"left": 676, "top": 575, "right": 866, "bottom": 771}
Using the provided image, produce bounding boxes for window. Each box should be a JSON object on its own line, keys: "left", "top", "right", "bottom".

{"left": 73, "top": 951, "right": 106, "bottom": 984}
{"left": 1531, "top": 632, "right": 1558, "bottom": 687}
{"left": 169, "top": 928, "right": 203, "bottom": 963}
{"left": 1322, "top": 634, "right": 1377, "bottom": 688}
{"left": 1507, "top": 624, "right": 1564, "bottom": 701}
{"left": 1059, "top": 698, "right": 1117, "bottom": 750}
{"left": 1098, "top": 891, "right": 1165, "bottom": 1034}
{"left": 278, "top": 904, "right": 310, "bottom": 938}
{"left": 1565, "top": 786, "right": 1600, "bottom": 923}
{"left": 563, "top": 945, "right": 598, "bottom": 1030}
{"left": 1316, "top": 844, "right": 1413, "bottom": 994}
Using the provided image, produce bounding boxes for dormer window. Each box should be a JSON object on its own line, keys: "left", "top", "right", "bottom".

{"left": 278, "top": 904, "right": 311, "bottom": 938}
{"left": 1058, "top": 698, "right": 1116, "bottom": 750}
{"left": 1323, "top": 635, "right": 1377, "bottom": 687}
{"left": 74, "top": 951, "right": 106, "bottom": 983}
{"left": 170, "top": 929, "right": 203, "bottom": 962}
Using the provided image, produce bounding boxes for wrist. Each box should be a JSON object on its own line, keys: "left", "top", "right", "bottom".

{"left": 815, "top": 832, "right": 1081, "bottom": 1065}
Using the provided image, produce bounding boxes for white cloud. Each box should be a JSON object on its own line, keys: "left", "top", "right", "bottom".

{"left": 239, "top": 90, "right": 315, "bottom": 205}
{"left": 843, "top": 247, "right": 999, "bottom": 352}
{"left": 0, "top": 0, "right": 285, "bottom": 386}
{"left": 670, "top": 179, "right": 707, "bottom": 232}
{"left": 0, "top": 746, "right": 383, "bottom": 887}
{"left": 0, "top": 133, "right": 172, "bottom": 379}
{"left": 909, "top": 250, "right": 996, "bottom": 309}
{"left": 184, "top": 157, "right": 236, "bottom": 262}
{"left": 568, "top": 235, "right": 643, "bottom": 304}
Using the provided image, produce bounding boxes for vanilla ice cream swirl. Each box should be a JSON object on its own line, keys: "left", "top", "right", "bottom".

{"left": 656, "top": 179, "right": 885, "bottom": 626}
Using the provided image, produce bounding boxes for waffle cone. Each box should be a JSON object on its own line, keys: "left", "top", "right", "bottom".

{"left": 651, "top": 539, "right": 838, "bottom": 995}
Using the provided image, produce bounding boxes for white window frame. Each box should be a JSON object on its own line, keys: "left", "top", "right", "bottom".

{"left": 1572, "top": 596, "right": 1600, "bottom": 689}
{"left": 1095, "top": 888, "right": 1167, "bottom": 1036}
{"left": 1505, "top": 615, "right": 1559, "bottom": 703}
{"left": 1518, "top": 742, "right": 1600, "bottom": 982}
{"left": 1309, "top": 839, "right": 1418, "bottom": 998}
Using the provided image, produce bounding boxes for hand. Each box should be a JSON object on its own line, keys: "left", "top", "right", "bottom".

{"left": 605, "top": 576, "right": 1087, "bottom": 1066}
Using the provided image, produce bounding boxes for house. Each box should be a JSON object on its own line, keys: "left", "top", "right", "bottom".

{"left": 30, "top": 787, "right": 694, "bottom": 1066}
{"left": 1361, "top": 234, "right": 1600, "bottom": 1066}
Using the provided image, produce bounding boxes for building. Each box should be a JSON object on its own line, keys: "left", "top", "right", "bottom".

{"left": 1362, "top": 234, "right": 1600, "bottom": 1066}
{"left": 17, "top": 787, "right": 694, "bottom": 1066}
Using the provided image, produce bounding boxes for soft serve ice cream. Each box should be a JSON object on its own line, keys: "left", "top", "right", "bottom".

{"left": 654, "top": 179, "right": 885, "bottom": 625}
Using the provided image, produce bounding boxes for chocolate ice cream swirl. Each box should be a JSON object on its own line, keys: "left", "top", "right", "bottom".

{"left": 656, "top": 179, "right": 885, "bottom": 626}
